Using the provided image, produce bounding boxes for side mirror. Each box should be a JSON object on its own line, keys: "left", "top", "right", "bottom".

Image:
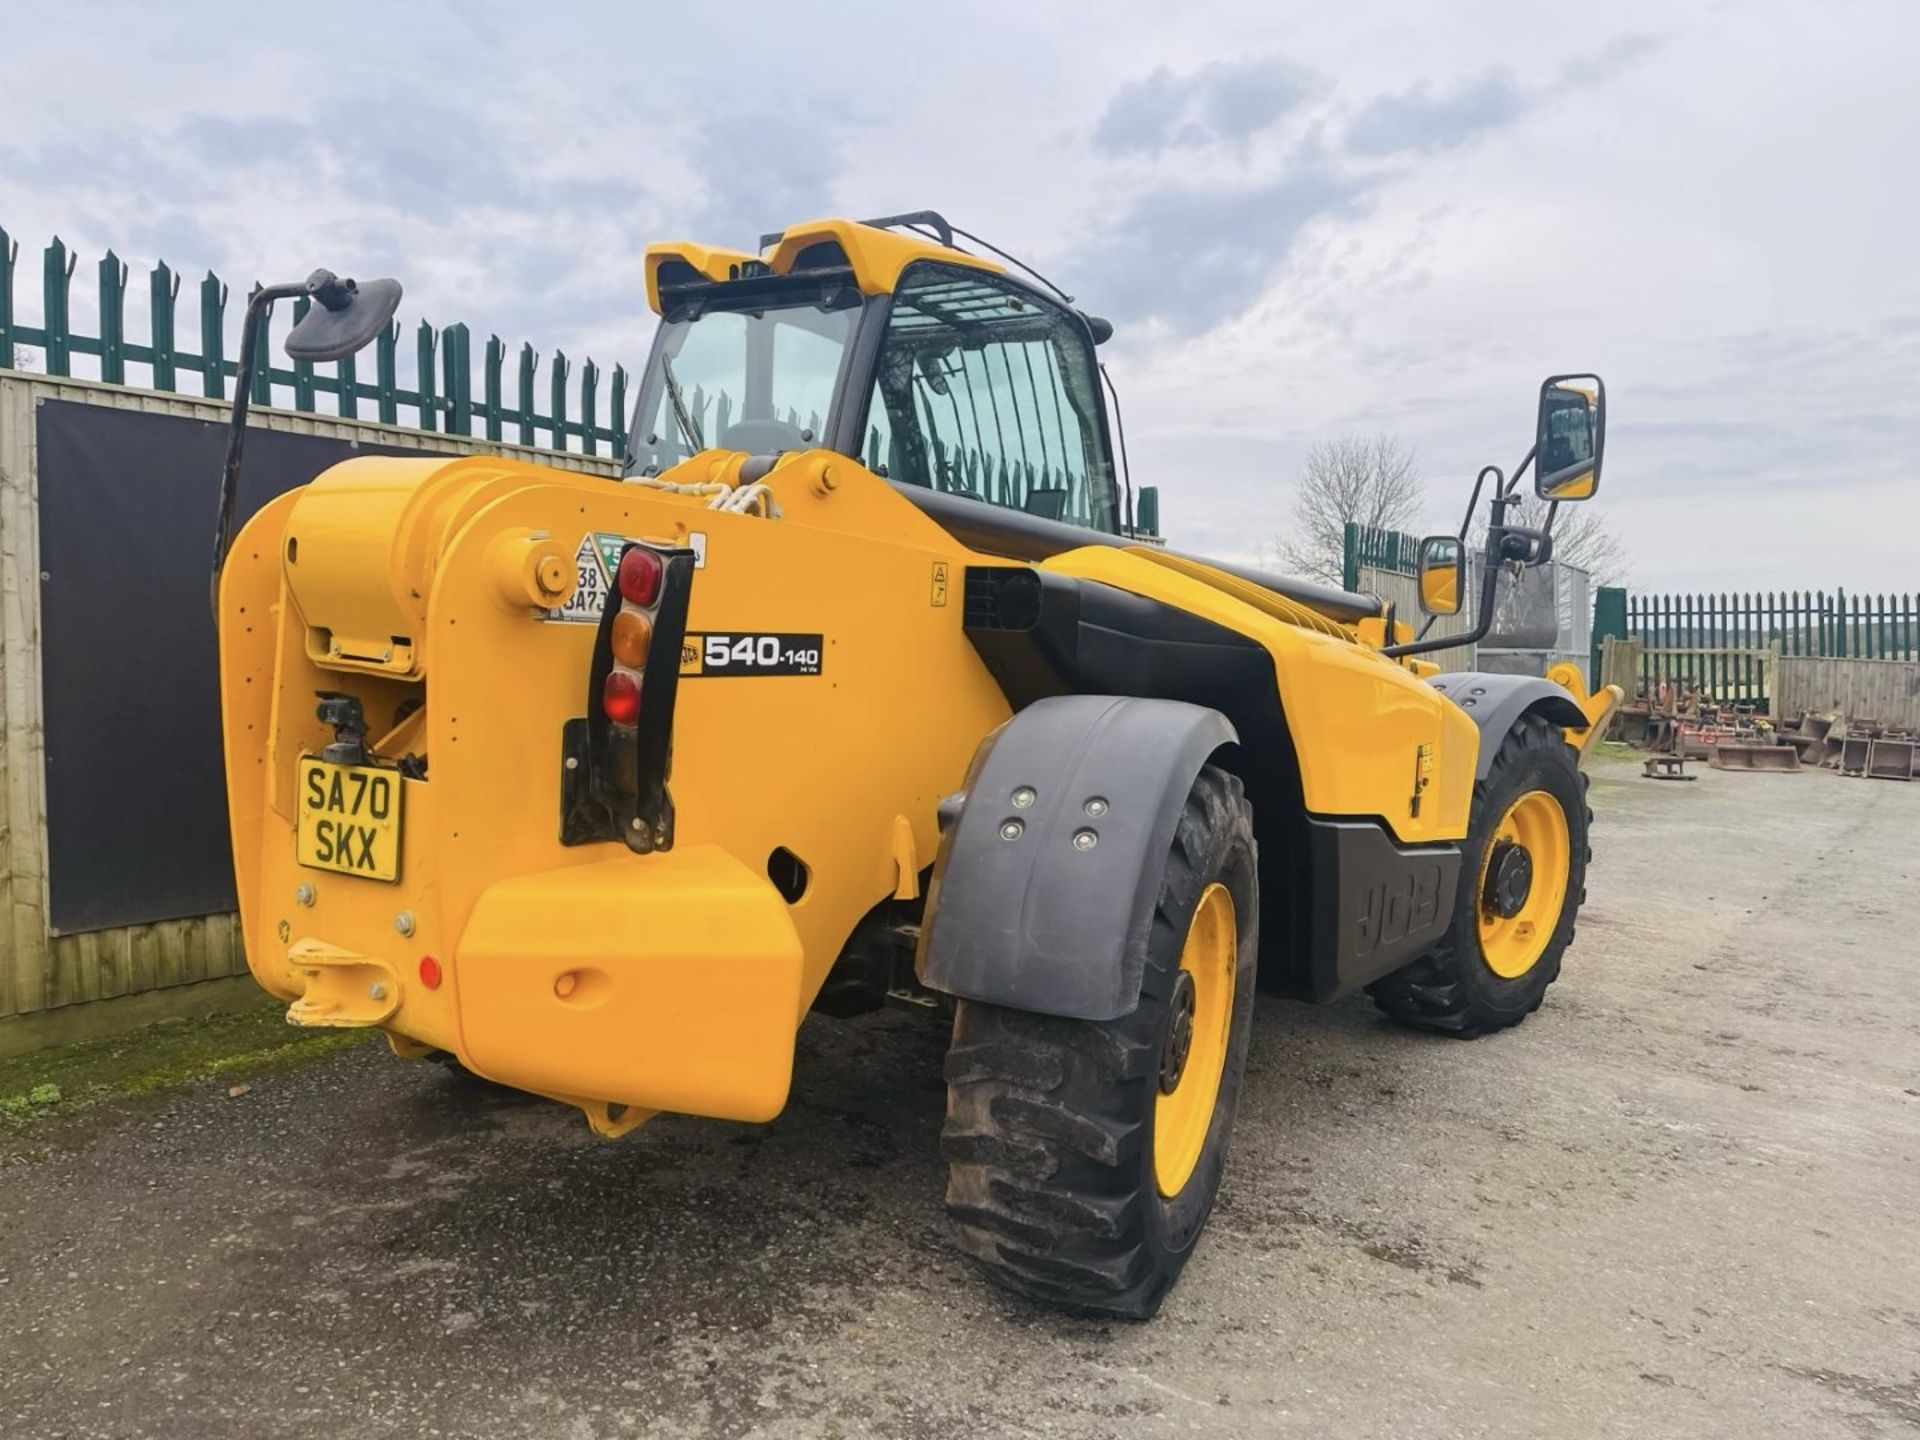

{"left": 283, "top": 270, "right": 404, "bottom": 364}
{"left": 1534, "top": 373, "right": 1604, "bottom": 500}
{"left": 1417, "top": 534, "right": 1466, "bottom": 616}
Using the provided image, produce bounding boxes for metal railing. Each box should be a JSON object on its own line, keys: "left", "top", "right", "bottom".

{"left": 1342, "top": 521, "right": 1421, "bottom": 591}
{"left": 0, "top": 226, "right": 629, "bottom": 455}
{"left": 1626, "top": 589, "right": 1920, "bottom": 706}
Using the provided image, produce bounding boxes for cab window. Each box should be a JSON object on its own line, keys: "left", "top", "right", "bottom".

{"left": 627, "top": 285, "right": 857, "bottom": 474}
{"left": 860, "top": 263, "right": 1117, "bottom": 532}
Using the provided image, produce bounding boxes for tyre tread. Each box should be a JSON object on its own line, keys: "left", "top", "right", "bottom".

{"left": 941, "top": 766, "right": 1252, "bottom": 1319}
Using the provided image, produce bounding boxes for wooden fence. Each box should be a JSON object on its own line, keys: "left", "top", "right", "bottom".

{"left": 1774, "top": 656, "right": 1920, "bottom": 731}
{"left": 0, "top": 371, "right": 618, "bottom": 1050}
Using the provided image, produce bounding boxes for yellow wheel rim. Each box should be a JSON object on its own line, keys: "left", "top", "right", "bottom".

{"left": 1476, "top": 789, "right": 1570, "bottom": 979}
{"left": 1153, "top": 882, "right": 1236, "bottom": 1198}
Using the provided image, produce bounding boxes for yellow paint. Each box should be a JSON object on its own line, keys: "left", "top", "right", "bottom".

{"left": 762, "top": 218, "right": 1000, "bottom": 296}
{"left": 283, "top": 938, "right": 401, "bottom": 1027}
{"left": 1476, "top": 790, "right": 1570, "bottom": 979}
{"left": 644, "top": 219, "right": 1002, "bottom": 314}
{"left": 456, "top": 848, "right": 804, "bottom": 1121}
{"left": 220, "top": 448, "right": 1011, "bottom": 1126}
{"left": 1547, "top": 660, "right": 1624, "bottom": 765}
{"left": 890, "top": 814, "right": 921, "bottom": 901}
{"left": 1154, "top": 882, "right": 1235, "bottom": 1197}
{"left": 643, "top": 242, "right": 759, "bottom": 312}
{"left": 1354, "top": 615, "right": 1414, "bottom": 649}
{"left": 1123, "top": 546, "right": 1353, "bottom": 640}
{"left": 1042, "top": 546, "right": 1479, "bottom": 842}
{"left": 219, "top": 395, "right": 1541, "bottom": 1133}
{"left": 486, "top": 528, "right": 575, "bottom": 610}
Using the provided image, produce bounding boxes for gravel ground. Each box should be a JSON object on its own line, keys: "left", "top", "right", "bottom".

{"left": 3, "top": 751, "right": 1917, "bottom": 1439}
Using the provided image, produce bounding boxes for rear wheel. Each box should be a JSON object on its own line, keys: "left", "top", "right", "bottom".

{"left": 1368, "top": 714, "right": 1590, "bottom": 1037}
{"left": 940, "top": 765, "right": 1258, "bottom": 1318}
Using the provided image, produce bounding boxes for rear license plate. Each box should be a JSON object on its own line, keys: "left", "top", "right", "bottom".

{"left": 296, "top": 759, "right": 403, "bottom": 882}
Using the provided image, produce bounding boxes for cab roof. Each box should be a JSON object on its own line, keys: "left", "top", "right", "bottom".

{"left": 643, "top": 216, "right": 1003, "bottom": 315}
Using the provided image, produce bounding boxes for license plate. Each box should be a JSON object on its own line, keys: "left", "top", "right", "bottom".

{"left": 296, "top": 759, "right": 403, "bottom": 882}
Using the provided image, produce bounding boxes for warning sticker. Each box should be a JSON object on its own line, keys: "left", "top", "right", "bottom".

{"left": 548, "top": 533, "right": 618, "bottom": 625}
{"left": 545, "top": 531, "right": 706, "bottom": 623}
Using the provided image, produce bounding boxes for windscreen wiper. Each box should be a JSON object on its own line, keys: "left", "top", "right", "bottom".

{"left": 660, "top": 352, "right": 704, "bottom": 456}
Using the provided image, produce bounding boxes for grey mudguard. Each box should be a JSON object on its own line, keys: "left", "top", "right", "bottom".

{"left": 1428, "top": 672, "right": 1589, "bottom": 779}
{"left": 917, "top": 695, "right": 1237, "bottom": 1023}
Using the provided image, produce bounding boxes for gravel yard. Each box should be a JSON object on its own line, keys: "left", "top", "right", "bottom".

{"left": 3, "top": 750, "right": 1917, "bottom": 1439}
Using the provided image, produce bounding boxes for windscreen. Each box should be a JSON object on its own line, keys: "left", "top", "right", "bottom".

{"left": 627, "top": 292, "right": 857, "bottom": 474}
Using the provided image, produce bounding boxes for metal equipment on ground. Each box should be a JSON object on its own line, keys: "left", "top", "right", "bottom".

{"left": 1642, "top": 755, "right": 1694, "bottom": 781}
{"left": 1709, "top": 744, "right": 1800, "bottom": 772}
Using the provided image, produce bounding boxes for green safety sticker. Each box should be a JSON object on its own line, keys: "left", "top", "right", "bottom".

{"left": 547, "top": 530, "right": 706, "bottom": 624}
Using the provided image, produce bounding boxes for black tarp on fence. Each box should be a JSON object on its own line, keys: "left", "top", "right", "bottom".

{"left": 35, "top": 399, "right": 419, "bottom": 933}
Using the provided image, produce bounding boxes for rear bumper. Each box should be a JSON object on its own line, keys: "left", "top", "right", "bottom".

{"left": 270, "top": 844, "right": 805, "bottom": 1124}
{"left": 454, "top": 846, "right": 806, "bottom": 1122}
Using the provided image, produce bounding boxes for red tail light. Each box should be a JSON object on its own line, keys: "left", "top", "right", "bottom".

{"left": 617, "top": 547, "right": 663, "bottom": 606}
{"left": 602, "top": 670, "right": 641, "bottom": 725}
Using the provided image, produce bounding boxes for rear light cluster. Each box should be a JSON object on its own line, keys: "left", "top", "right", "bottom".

{"left": 561, "top": 539, "right": 694, "bottom": 855}
{"left": 601, "top": 547, "right": 663, "bottom": 729}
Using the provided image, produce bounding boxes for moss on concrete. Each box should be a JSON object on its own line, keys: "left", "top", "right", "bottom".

{"left": 0, "top": 1004, "right": 376, "bottom": 1137}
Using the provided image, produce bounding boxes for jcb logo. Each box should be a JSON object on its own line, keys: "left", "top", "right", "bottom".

{"left": 1355, "top": 863, "right": 1444, "bottom": 958}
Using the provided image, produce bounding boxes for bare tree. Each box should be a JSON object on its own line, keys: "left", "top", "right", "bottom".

{"left": 1476, "top": 491, "right": 1627, "bottom": 586}
{"left": 10, "top": 344, "right": 34, "bottom": 372}
{"left": 1277, "top": 433, "right": 1422, "bottom": 587}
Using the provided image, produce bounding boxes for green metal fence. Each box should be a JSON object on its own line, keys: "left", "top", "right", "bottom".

{"left": 1625, "top": 589, "right": 1920, "bottom": 707}
{"left": 0, "top": 226, "right": 629, "bottom": 455}
{"left": 1341, "top": 521, "right": 1421, "bottom": 591}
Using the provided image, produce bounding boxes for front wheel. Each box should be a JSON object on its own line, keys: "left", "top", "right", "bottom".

{"left": 940, "top": 765, "right": 1258, "bottom": 1319}
{"left": 1368, "top": 714, "right": 1591, "bottom": 1037}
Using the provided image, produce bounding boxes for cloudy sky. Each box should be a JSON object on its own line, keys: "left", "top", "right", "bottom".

{"left": 5, "top": 1, "right": 1915, "bottom": 592}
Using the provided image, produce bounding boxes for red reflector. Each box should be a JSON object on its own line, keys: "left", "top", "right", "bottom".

{"left": 617, "top": 547, "right": 664, "bottom": 606}
{"left": 603, "top": 670, "right": 642, "bottom": 725}
{"left": 419, "top": 955, "right": 442, "bottom": 989}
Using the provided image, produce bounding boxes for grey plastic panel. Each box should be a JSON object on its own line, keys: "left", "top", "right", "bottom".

{"left": 917, "top": 695, "right": 1237, "bottom": 1021}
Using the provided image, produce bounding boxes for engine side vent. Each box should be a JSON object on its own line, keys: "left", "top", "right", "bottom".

{"left": 963, "top": 566, "right": 1043, "bottom": 631}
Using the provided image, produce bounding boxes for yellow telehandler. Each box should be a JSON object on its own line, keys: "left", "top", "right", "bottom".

{"left": 214, "top": 212, "right": 1618, "bottom": 1318}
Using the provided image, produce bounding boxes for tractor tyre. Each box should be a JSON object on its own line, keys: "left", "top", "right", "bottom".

{"left": 1368, "top": 713, "right": 1591, "bottom": 1037}
{"left": 940, "top": 764, "right": 1257, "bottom": 1319}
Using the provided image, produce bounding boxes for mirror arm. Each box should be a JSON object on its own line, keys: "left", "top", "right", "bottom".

{"left": 210, "top": 278, "right": 311, "bottom": 620}
{"left": 1385, "top": 490, "right": 1516, "bottom": 660}
{"left": 1383, "top": 529, "right": 1503, "bottom": 658}
{"left": 1501, "top": 444, "right": 1536, "bottom": 499}
{"left": 1455, "top": 464, "right": 1500, "bottom": 542}
{"left": 1412, "top": 459, "right": 1507, "bottom": 646}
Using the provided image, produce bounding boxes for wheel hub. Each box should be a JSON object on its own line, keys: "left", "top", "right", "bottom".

{"left": 1483, "top": 839, "right": 1534, "bottom": 919}
{"left": 1159, "top": 970, "right": 1197, "bottom": 1095}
